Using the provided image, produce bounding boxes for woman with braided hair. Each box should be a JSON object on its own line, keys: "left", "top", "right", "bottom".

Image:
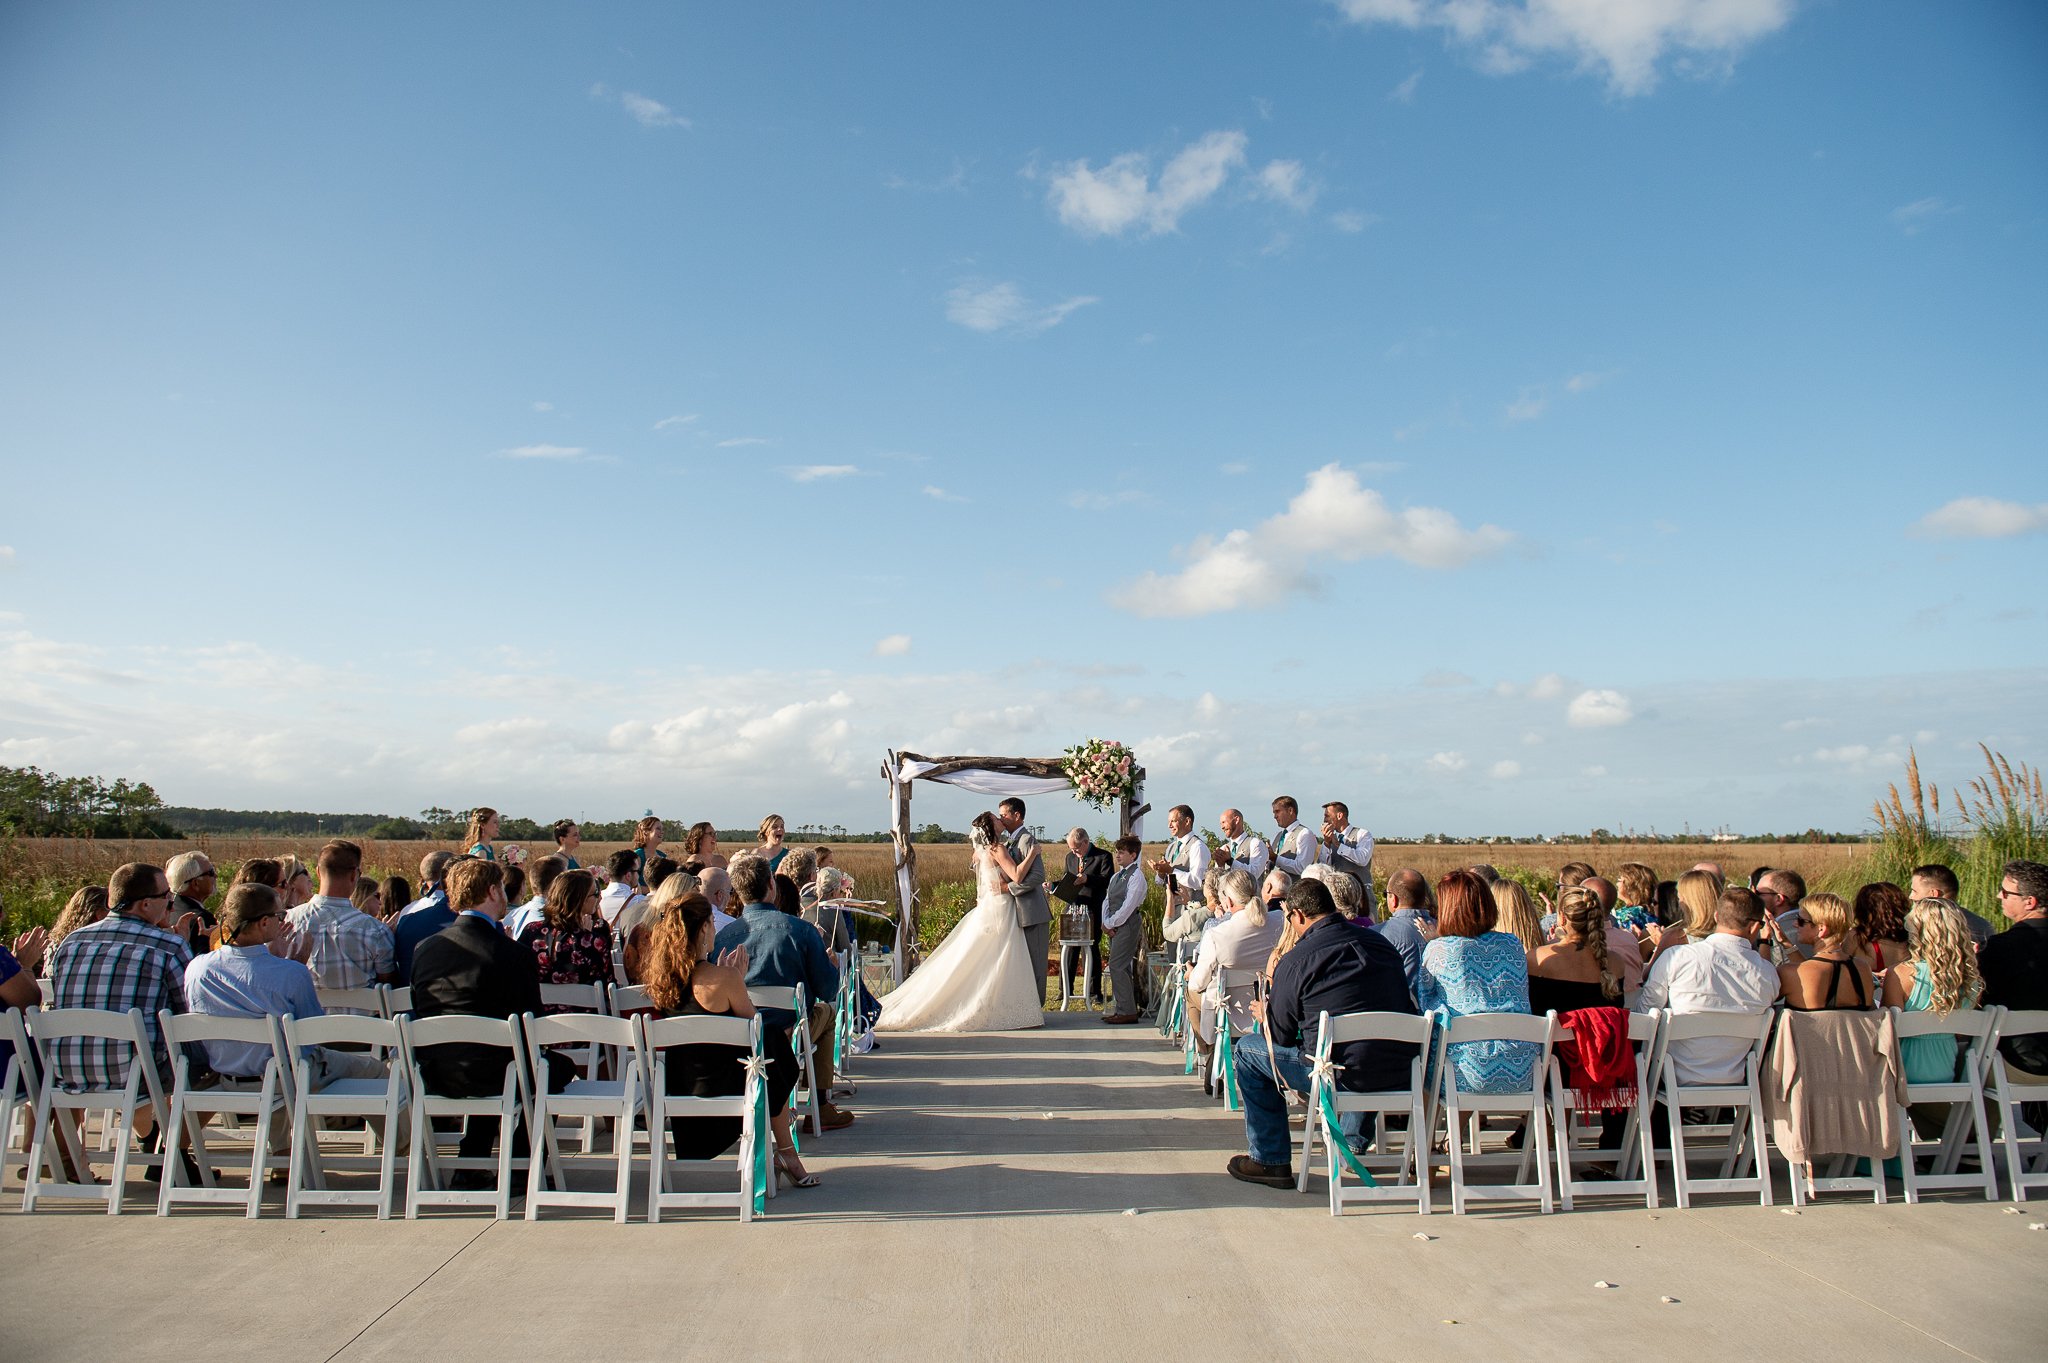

{"left": 1527, "top": 886, "right": 1624, "bottom": 1015}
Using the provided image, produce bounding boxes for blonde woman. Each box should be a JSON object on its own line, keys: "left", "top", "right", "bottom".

{"left": 1489, "top": 878, "right": 1546, "bottom": 952}
{"left": 276, "top": 854, "right": 314, "bottom": 911}
{"left": 47, "top": 885, "right": 110, "bottom": 954}
{"left": 1186, "top": 868, "right": 1278, "bottom": 1086}
{"left": 1769, "top": 891, "right": 1874, "bottom": 1010}
{"left": 1653, "top": 869, "right": 1725, "bottom": 960}
{"left": 632, "top": 816, "right": 663, "bottom": 878}
{"left": 1882, "top": 897, "right": 1983, "bottom": 1087}
{"left": 463, "top": 808, "right": 499, "bottom": 861}
{"left": 1613, "top": 862, "right": 1659, "bottom": 935}
{"left": 756, "top": 814, "right": 788, "bottom": 872}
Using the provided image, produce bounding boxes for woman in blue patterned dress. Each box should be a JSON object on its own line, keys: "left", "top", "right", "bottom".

{"left": 1418, "top": 869, "right": 1539, "bottom": 1094}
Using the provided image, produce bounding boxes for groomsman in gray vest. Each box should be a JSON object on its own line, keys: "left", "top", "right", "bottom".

{"left": 996, "top": 798, "right": 1051, "bottom": 1009}
{"left": 1320, "top": 800, "right": 1377, "bottom": 917}
{"left": 1100, "top": 835, "right": 1150, "bottom": 1023}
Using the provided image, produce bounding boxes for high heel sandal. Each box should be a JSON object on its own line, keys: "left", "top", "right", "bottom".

{"left": 775, "top": 1147, "right": 821, "bottom": 1189}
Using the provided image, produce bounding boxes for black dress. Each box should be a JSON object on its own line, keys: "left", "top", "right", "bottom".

{"left": 1528, "top": 974, "right": 1619, "bottom": 1017}
{"left": 659, "top": 983, "right": 799, "bottom": 1160}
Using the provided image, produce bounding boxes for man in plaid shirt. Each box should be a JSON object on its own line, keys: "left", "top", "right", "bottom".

{"left": 47, "top": 862, "right": 197, "bottom": 1092}
{"left": 287, "top": 839, "right": 396, "bottom": 1006}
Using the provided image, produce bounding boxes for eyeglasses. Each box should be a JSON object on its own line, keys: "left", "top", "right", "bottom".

{"left": 1759, "top": 889, "right": 1785, "bottom": 901}
{"left": 1999, "top": 885, "right": 2022, "bottom": 899}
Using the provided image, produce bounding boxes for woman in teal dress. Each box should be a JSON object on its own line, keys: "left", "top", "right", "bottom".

{"left": 1418, "top": 869, "right": 1539, "bottom": 1095}
{"left": 464, "top": 806, "right": 499, "bottom": 861}
{"left": 1882, "top": 896, "right": 1983, "bottom": 1084}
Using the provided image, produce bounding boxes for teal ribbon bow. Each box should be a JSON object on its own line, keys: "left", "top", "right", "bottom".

{"left": 1309, "top": 1053, "right": 1378, "bottom": 1188}
{"left": 742, "top": 1053, "right": 773, "bottom": 1214}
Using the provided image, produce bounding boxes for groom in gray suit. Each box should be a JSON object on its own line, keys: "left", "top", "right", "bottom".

{"left": 996, "top": 798, "right": 1050, "bottom": 1010}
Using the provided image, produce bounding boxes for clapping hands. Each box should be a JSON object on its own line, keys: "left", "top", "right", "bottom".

{"left": 10, "top": 925, "right": 48, "bottom": 975}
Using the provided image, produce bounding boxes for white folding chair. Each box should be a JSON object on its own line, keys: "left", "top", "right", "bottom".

{"left": 1988, "top": 1008, "right": 2048, "bottom": 1201}
{"left": 1, "top": 1009, "right": 41, "bottom": 1176}
{"left": 1156, "top": 964, "right": 1186, "bottom": 1040}
{"left": 283, "top": 1013, "right": 409, "bottom": 1219}
{"left": 1436, "top": 1011, "right": 1559, "bottom": 1214}
{"left": 1891, "top": 1005, "right": 2000, "bottom": 1203}
{"left": 522, "top": 1012, "right": 643, "bottom": 1222}
{"left": 22, "top": 1008, "right": 168, "bottom": 1213}
{"left": 1296, "top": 1009, "right": 1435, "bottom": 1215}
{"left": 749, "top": 985, "right": 820, "bottom": 1136}
{"left": 1775, "top": 1009, "right": 1896, "bottom": 1208}
{"left": 381, "top": 985, "right": 413, "bottom": 1017}
{"left": 640, "top": 1012, "right": 766, "bottom": 1222}
{"left": 537, "top": 982, "right": 610, "bottom": 1149}
{"left": 315, "top": 986, "right": 387, "bottom": 1018}
{"left": 156, "top": 1011, "right": 296, "bottom": 1218}
{"left": 610, "top": 983, "right": 654, "bottom": 1013}
{"left": 1550, "top": 1011, "right": 1662, "bottom": 1211}
{"left": 398, "top": 1013, "right": 530, "bottom": 1219}
{"left": 1651, "top": 1010, "right": 1775, "bottom": 1208}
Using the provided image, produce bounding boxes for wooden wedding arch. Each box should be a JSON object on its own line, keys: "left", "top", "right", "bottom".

{"left": 879, "top": 749, "right": 1148, "bottom": 983}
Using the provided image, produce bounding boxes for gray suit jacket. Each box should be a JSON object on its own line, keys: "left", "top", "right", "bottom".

{"left": 1004, "top": 828, "right": 1052, "bottom": 929}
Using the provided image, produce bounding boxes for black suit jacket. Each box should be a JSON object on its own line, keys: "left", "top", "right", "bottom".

{"left": 1981, "top": 918, "right": 2048, "bottom": 1076}
{"left": 409, "top": 913, "right": 543, "bottom": 1097}
{"left": 1069, "top": 846, "right": 1115, "bottom": 911}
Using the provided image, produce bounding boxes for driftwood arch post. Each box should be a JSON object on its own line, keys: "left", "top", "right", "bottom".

{"left": 879, "top": 749, "right": 1150, "bottom": 985}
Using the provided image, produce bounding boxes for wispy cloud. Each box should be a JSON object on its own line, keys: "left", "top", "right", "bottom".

{"left": 1891, "top": 196, "right": 1961, "bottom": 236}
{"left": 1331, "top": 0, "right": 1796, "bottom": 97}
{"left": 1253, "top": 159, "right": 1318, "bottom": 212}
{"left": 591, "top": 83, "right": 691, "bottom": 128}
{"left": 0, "top": 546, "right": 15, "bottom": 568}
{"left": 922, "top": 486, "right": 969, "bottom": 503}
{"left": 945, "top": 281, "right": 1099, "bottom": 335}
{"left": 1109, "top": 463, "right": 1512, "bottom": 618}
{"left": 1068, "top": 489, "right": 1149, "bottom": 512}
{"left": 1509, "top": 369, "right": 1615, "bottom": 421}
{"left": 716, "top": 436, "right": 771, "bottom": 448}
{"left": 1329, "top": 209, "right": 1379, "bottom": 233}
{"left": 1489, "top": 759, "right": 1522, "bottom": 779}
{"left": 883, "top": 157, "right": 971, "bottom": 193}
{"left": 785, "top": 464, "right": 859, "bottom": 483}
{"left": 1426, "top": 750, "right": 1469, "bottom": 774}
{"left": 1505, "top": 387, "right": 1549, "bottom": 423}
{"left": 531, "top": 400, "right": 553, "bottom": 413}
{"left": 1219, "top": 462, "right": 1249, "bottom": 476}
{"left": 1388, "top": 70, "right": 1423, "bottom": 103}
{"left": 1044, "top": 130, "right": 1248, "bottom": 237}
{"left": 1567, "top": 688, "right": 1634, "bottom": 728}
{"left": 654, "top": 413, "right": 700, "bottom": 431}
{"left": 1565, "top": 369, "right": 1616, "bottom": 393}
{"left": 872, "top": 634, "right": 912, "bottom": 657}
{"left": 1909, "top": 496, "right": 2048, "bottom": 540}
{"left": 493, "top": 444, "right": 605, "bottom": 462}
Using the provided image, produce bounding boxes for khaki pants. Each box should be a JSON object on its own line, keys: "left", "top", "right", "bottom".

{"left": 807, "top": 1002, "right": 839, "bottom": 1100}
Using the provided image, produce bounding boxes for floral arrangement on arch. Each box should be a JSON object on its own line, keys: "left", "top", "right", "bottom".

{"left": 1061, "top": 738, "right": 1138, "bottom": 811}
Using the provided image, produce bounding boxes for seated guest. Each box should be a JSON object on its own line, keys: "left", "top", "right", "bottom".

{"left": 1373, "top": 868, "right": 1435, "bottom": 1003}
{"left": 504, "top": 855, "right": 569, "bottom": 940}
{"left": 1979, "top": 859, "right": 2048, "bottom": 1129}
{"left": 1853, "top": 881, "right": 1912, "bottom": 973}
{"left": 1227, "top": 879, "right": 1419, "bottom": 1188}
{"left": 1, "top": 927, "right": 48, "bottom": 1099}
{"left": 379, "top": 875, "right": 413, "bottom": 925}
{"left": 1909, "top": 863, "right": 1994, "bottom": 945}
{"left": 551, "top": 818, "right": 583, "bottom": 870}
{"left": 697, "top": 865, "right": 737, "bottom": 933}
{"left": 1538, "top": 860, "right": 1597, "bottom": 937}
{"left": 47, "top": 885, "right": 110, "bottom": 955}
{"left": 47, "top": 863, "right": 193, "bottom": 1104}
{"left": 641, "top": 892, "right": 815, "bottom": 1186}
{"left": 1772, "top": 891, "right": 1875, "bottom": 1010}
{"left": 1418, "top": 869, "right": 1538, "bottom": 1095}
{"left": 713, "top": 852, "right": 850, "bottom": 1130}
{"left": 517, "top": 869, "right": 612, "bottom": 1002}
{"left": 1188, "top": 870, "right": 1283, "bottom": 1078}
{"left": 349, "top": 877, "right": 385, "bottom": 923}
{"left": 1761, "top": 868, "right": 1810, "bottom": 960}
{"left": 770, "top": 872, "right": 804, "bottom": 917}
{"left": 499, "top": 865, "right": 527, "bottom": 919}
{"left": 287, "top": 840, "right": 397, "bottom": 1004}
{"left": 1302, "top": 863, "right": 1366, "bottom": 929}
{"left": 1613, "top": 862, "right": 1659, "bottom": 935}
{"left": 1528, "top": 887, "right": 1626, "bottom": 1015}
{"left": 164, "top": 851, "right": 218, "bottom": 955}
{"left": 625, "top": 872, "right": 702, "bottom": 983}
{"left": 234, "top": 858, "right": 283, "bottom": 892}
{"left": 1163, "top": 867, "right": 1222, "bottom": 965}
{"left": 597, "top": 850, "right": 645, "bottom": 929}
{"left": 277, "top": 855, "right": 315, "bottom": 913}
{"left": 1488, "top": 877, "right": 1545, "bottom": 952}
{"left": 185, "top": 885, "right": 388, "bottom": 1113}
{"left": 1652, "top": 868, "right": 1724, "bottom": 961}
{"left": 1636, "top": 886, "right": 1781, "bottom": 1084}
{"left": 410, "top": 859, "right": 570, "bottom": 1179}
{"left": 1883, "top": 898, "right": 1984, "bottom": 1112}
{"left": 392, "top": 851, "right": 458, "bottom": 979}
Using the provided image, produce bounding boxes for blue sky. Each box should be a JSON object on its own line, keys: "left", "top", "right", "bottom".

{"left": 1, "top": 1, "right": 2043, "bottom": 838}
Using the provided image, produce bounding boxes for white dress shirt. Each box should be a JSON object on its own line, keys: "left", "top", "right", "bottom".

{"left": 1636, "top": 932, "right": 1781, "bottom": 1084}
{"left": 1273, "top": 821, "right": 1319, "bottom": 876}
{"left": 1188, "top": 907, "right": 1283, "bottom": 1040}
{"left": 597, "top": 881, "right": 644, "bottom": 928}
{"left": 1222, "top": 832, "right": 1269, "bottom": 882}
{"left": 503, "top": 895, "right": 547, "bottom": 940}
{"left": 1102, "top": 863, "right": 1150, "bottom": 931}
{"left": 1164, "top": 834, "right": 1211, "bottom": 900}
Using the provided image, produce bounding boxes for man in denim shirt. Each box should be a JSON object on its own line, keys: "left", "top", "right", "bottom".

{"left": 1373, "top": 867, "right": 1434, "bottom": 1005}
{"left": 714, "top": 851, "right": 851, "bottom": 1130}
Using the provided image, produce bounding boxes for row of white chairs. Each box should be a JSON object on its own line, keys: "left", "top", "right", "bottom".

{"left": 0, "top": 992, "right": 827, "bottom": 1222}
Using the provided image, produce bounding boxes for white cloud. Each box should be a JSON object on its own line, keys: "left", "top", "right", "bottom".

{"left": 1329, "top": 209, "right": 1378, "bottom": 233}
{"left": 1197, "top": 691, "right": 1224, "bottom": 720}
{"left": 945, "top": 281, "right": 1099, "bottom": 336}
{"left": 717, "top": 436, "right": 771, "bottom": 448}
{"left": 785, "top": 465, "right": 859, "bottom": 483}
{"left": 0, "top": 546, "right": 14, "bottom": 567}
{"left": 1565, "top": 370, "right": 1615, "bottom": 393}
{"left": 654, "top": 413, "right": 700, "bottom": 431}
{"left": 1426, "top": 750, "right": 1469, "bottom": 773}
{"left": 1219, "top": 462, "right": 1249, "bottom": 476}
{"left": 1111, "top": 463, "right": 1511, "bottom": 617}
{"left": 1892, "top": 197, "right": 1960, "bottom": 236}
{"left": 1506, "top": 387, "right": 1549, "bottom": 422}
{"left": 531, "top": 401, "right": 553, "bottom": 413}
{"left": 873, "top": 634, "right": 912, "bottom": 657}
{"left": 618, "top": 90, "right": 690, "bottom": 128}
{"left": 493, "top": 444, "right": 599, "bottom": 462}
{"left": 1069, "top": 489, "right": 1148, "bottom": 512}
{"left": 1254, "top": 159, "right": 1318, "bottom": 212}
{"left": 922, "top": 485, "right": 968, "bottom": 503}
{"left": 1812, "top": 744, "right": 1868, "bottom": 764}
{"left": 1046, "top": 130, "right": 1247, "bottom": 236}
{"left": 1566, "top": 688, "right": 1635, "bottom": 728}
{"left": 1489, "top": 759, "right": 1522, "bottom": 779}
{"left": 1388, "top": 69, "right": 1424, "bottom": 102}
{"left": 1909, "top": 497, "right": 2048, "bottom": 541}
{"left": 1529, "top": 673, "right": 1566, "bottom": 700}
{"left": 1331, "top": 0, "right": 1795, "bottom": 97}
{"left": 1581, "top": 764, "right": 1608, "bottom": 778}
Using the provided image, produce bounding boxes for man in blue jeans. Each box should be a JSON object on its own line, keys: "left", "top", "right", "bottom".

{"left": 1229, "top": 878, "right": 1420, "bottom": 1188}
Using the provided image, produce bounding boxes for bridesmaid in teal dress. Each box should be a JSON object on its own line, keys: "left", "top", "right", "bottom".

{"left": 1418, "top": 869, "right": 1540, "bottom": 1094}
{"left": 464, "top": 806, "right": 499, "bottom": 861}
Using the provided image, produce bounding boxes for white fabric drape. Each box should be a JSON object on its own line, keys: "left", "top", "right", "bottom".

{"left": 893, "top": 760, "right": 1073, "bottom": 799}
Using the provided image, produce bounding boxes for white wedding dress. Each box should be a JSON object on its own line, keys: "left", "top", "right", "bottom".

{"left": 876, "top": 847, "right": 1044, "bottom": 1032}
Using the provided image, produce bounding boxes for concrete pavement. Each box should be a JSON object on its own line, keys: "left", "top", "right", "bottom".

{"left": 3, "top": 1011, "right": 2044, "bottom": 1362}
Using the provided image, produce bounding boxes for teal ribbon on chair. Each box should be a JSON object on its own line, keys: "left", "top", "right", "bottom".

{"left": 1218, "top": 1014, "right": 1239, "bottom": 1109}
{"left": 1309, "top": 1052, "right": 1377, "bottom": 1188}
{"left": 742, "top": 1053, "right": 772, "bottom": 1214}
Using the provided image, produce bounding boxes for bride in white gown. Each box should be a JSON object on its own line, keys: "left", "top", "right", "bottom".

{"left": 876, "top": 812, "right": 1044, "bottom": 1033}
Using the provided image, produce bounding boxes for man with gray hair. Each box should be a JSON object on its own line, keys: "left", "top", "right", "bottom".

{"left": 1304, "top": 864, "right": 1365, "bottom": 924}
{"left": 165, "top": 850, "right": 218, "bottom": 954}
{"left": 1058, "top": 828, "right": 1114, "bottom": 1006}
{"left": 699, "top": 864, "right": 736, "bottom": 932}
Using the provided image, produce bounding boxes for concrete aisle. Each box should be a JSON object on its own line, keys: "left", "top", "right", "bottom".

{"left": 3, "top": 1011, "right": 2045, "bottom": 1363}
